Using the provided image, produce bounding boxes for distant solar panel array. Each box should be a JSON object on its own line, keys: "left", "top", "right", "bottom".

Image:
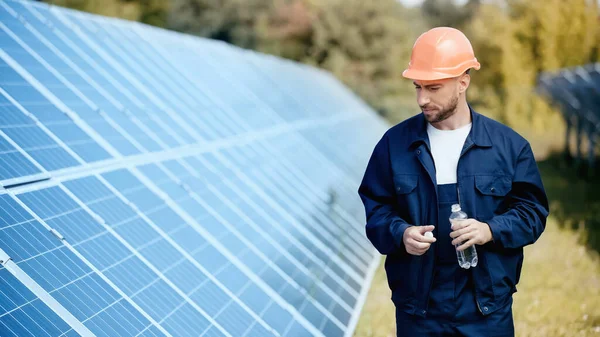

{"left": 538, "top": 63, "right": 600, "bottom": 169}
{"left": 0, "top": 0, "right": 389, "bottom": 336}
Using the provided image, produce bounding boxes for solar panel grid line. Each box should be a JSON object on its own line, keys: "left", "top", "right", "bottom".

{"left": 0, "top": 87, "right": 91, "bottom": 171}
{"left": 11, "top": 4, "right": 196, "bottom": 153}
{"left": 258, "top": 168, "right": 373, "bottom": 270}
{"left": 203, "top": 144, "right": 367, "bottom": 276}
{"left": 0, "top": 272, "right": 77, "bottom": 337}
{"left": 150, "top": 163, "right": 356, "bottom": 315}
{"left": 260, "top": 123, "right": 365, "bottom": 206}
{"left": 208, "top": 151, "right": 365, "bottom": 284}
{"left": 202, "top": 150, "right": 368, "bottom": 293}
{"left": 52, "top": 182, "right": 237, "bottom": 337}
{"left": 121, "top": 38, "right": 244, "bottom": 140}
{"left": 275, "top": 136, "right": 367, "bottom": 229}
{"left": 0, "top": 112, "right": 359, "bottom": 192}
{"left": 115, "top": 25, "right": 203, "bottom": 113}
{"left": 129, "top": 32, "right": 255, "bottom": 139}
{"left": 0, "top": 112, "right": 48, "bottom": 175}
{"left": 200, "top": 181, "right": 356, "bottom": 316}
{"left": 89, "top": 170, "right": 286, "bottom": 337}
{"left": 6, "top": 190, "right": 174, "bottom": 337}
{"left": 9, "top": 18, "right": 173, "bottom": 154}
{"left": 241, "top": 54, "right": 315, "bottom": 120}
{"left": 181, "top": 42, "right": 298, "bottom": 129}
{"left": 215, "top": 161, "right": 368, "bottom": 289}
{"left": 137, "top": 30, "right": 268, "bottom": 137}
{"left": 0, "top": 21, "right": 145, "bottom": 161}
{"left": 253, "top": 157, "right": 370, "bottom": 258}
{"left": 0, "top": 248, "right": 93, "bottom": 336}
{"left": 127, "top": 29, "right": 244, "bottom": 142}
{"left": 0, "top": 268, "right": 71, "bottom": 337}
{"left": 233, "top": 151, "right": 367, "bottom": 262}
{"left": 124, "top": 167, "right": 324, "bottom": 337}
{"left": 62, "top": 16, "right": 206, "bottom": 147}
{"left": 342, "top": 255, "right": 379, "bottom": 337}
{"left": 0, "top": 48, "right": 123, "bottom": 162}
{"left": 48, "top": 2, "right": 241, "bottom": 142}
{"left": 37, "top": 11, "right": 189, "bottom": 150}
{"left": 245, "top": 167, "right": 370, "bottom": 278}
{"left": 1, "top": 8, "right": 142, "bottom": 160}
{"left": 206, "top": 168, "right": 361, "bottom": 300}
{"left": 23, "top": 7, "right": 176, "bottom": 130}
{"left": 175, "top": 154, "right": 363, "bottom": 300}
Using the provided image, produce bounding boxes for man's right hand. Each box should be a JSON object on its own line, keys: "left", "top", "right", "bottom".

{"left": 403, "top": 225, "right": 436, "bottom": 255}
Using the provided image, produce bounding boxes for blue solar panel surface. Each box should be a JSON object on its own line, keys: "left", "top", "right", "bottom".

{"left": 0, "top": 0, "right": 390, "bottom": 336}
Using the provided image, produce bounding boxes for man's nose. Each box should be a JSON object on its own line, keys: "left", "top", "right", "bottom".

{"left": 417, "top": 91, "right": 430, "bottom": 107}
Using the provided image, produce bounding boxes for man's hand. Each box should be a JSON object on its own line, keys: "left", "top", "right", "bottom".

{"left": 403, "top": 225, "right": 436, "bottom": 256}
{"left": 450, "top": 219, "right": 493, "bottom": 251}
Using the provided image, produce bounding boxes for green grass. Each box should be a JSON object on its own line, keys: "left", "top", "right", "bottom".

{"left": 353, "top": 155, "right": 600, "bottom": 336}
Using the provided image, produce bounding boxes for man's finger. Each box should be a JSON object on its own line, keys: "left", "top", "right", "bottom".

{"left": 449, "top": 226, "right": 475, "bottom": 239}
{"left": 407, "top": 247, "right": 427, "bottom": 256}
{"left": 456, "top": 238, "right": 477, "bottom": 251}
{"left": 408, "top": 238, "right": 431, "bottom": 250}
{"left": 417, "top": 225, "right": 435, "bottom": 234}
{"left": 450, "top": 219, "right": 476, "bottom": 230}
{"left": 452, "top": 231, "right": 475, "bottom": 246}
{"left": 411, "top": 246, "right": 429, "bottom": 255}
{"left": 413, "top": 232, "right": 437, "bottom": 243}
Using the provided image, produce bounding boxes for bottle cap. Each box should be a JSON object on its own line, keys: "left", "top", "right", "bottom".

{"left": 424, "top": 231, "right": 433, "bottom": 238}
{"left": 451, "top": 204, "right": 461, "bottom": 212}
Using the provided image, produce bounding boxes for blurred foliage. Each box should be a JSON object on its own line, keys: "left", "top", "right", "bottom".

{"left": 45, "top": 0, "right": 600, "bottom": 154}
{"left": 43, "top": 0, "right": 168, "bottom": 27}
{"left": 464, "top": 0, "right": 600, "bottom": 153}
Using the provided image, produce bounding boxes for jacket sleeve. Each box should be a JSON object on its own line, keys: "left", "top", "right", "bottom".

{"left": 486, "top": 142, "right": 549, "bottom": 249}
{"left": 358, "top": 133, "right": 411, "bottom": 255}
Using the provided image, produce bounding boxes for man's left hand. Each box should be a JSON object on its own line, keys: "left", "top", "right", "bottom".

{"left": 450, "top": 219, "right": 493, "bottom": 251}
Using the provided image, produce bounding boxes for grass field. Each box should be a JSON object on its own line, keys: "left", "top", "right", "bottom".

{"left": 353, "top": 155, "right": 600, "bottom": 336}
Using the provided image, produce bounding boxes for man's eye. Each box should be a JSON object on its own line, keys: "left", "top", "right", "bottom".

{"left": 430, "top": 87, "right": 440, "bottom": 91}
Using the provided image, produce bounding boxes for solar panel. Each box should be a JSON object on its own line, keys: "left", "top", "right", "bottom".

{"left": 0, "top": 0, "right": 389, "bottom": 336}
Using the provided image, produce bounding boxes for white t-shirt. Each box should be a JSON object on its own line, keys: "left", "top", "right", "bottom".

{"left": 426, "top": 122, "right": 472, "bottom": 185}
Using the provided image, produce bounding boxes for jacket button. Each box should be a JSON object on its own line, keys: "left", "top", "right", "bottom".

{"left": 490, "top": 187, "right": 495, "bottom": 193}
{"left": 421, "top": 310, "right": 426, "bottom": 315}
{"left": 416, "top": 150, "right": 421, "bottom": 155}
{"left": 483, "top": 307, "right": 489, "bottom": 312}
{"left": 397, "top": 187, "right": 402, "bottom": 192}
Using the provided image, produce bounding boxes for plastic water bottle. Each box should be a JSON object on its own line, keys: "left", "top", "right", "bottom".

{"left": 449, "top": 204, "right": 478, "bottom": 269}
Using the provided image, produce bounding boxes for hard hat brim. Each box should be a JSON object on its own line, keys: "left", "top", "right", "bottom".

{"left": 402, "top": 68, "right": 465, "bottom": 81}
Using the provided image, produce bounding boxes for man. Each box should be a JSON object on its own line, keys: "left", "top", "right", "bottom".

{"left": 357, "top": 27, "right": 549, "bottom": 336}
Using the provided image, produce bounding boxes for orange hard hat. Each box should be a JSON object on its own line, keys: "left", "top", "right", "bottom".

{"left": 402, "top": 27, "right": 481, "bottom": 81}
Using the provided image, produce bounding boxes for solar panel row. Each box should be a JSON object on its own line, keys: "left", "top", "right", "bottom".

{"left": 0, "top": 0, "right": 389, "bottom": 336}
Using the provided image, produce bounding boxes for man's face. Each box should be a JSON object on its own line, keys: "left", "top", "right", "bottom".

{"left": 413, "top": 77, "right": 461, "bottom": 124}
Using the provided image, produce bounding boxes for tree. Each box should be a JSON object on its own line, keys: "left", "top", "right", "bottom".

{"left": 44, "top": 0, "right": 168, "bottom": 27}
{"left": 464, "top": 0, "right": 600, "bottom": 155}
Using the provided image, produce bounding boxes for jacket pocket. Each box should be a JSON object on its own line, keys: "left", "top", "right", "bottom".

{"left": 475, "top": 175, "right": 511, "bottom": 197}
{"left": 393, "top": 174, "right": 420, "bottom": 222}
{"left": 393, "top": 174, "right": 418, "bottom": 195}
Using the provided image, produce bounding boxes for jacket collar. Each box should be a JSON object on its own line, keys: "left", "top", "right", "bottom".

{"left": 408, "top": 105, "right": 493, "bottom": 151}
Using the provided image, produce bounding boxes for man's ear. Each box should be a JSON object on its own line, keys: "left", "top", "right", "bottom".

{"left": 458, "top": 73, "right": 470, "bottom": 94}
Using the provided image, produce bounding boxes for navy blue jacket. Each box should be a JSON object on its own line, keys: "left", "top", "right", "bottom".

{"left": 358, "top": 108, "right": 549, "bottom": 317}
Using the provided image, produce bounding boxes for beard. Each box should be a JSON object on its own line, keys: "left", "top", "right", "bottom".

{"left": 422, "top": 94, "right": 459, "bottom": 123}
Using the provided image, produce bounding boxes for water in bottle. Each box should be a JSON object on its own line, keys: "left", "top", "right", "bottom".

{"left": 449, "top": 204, "right": 478, "bottom": 269}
